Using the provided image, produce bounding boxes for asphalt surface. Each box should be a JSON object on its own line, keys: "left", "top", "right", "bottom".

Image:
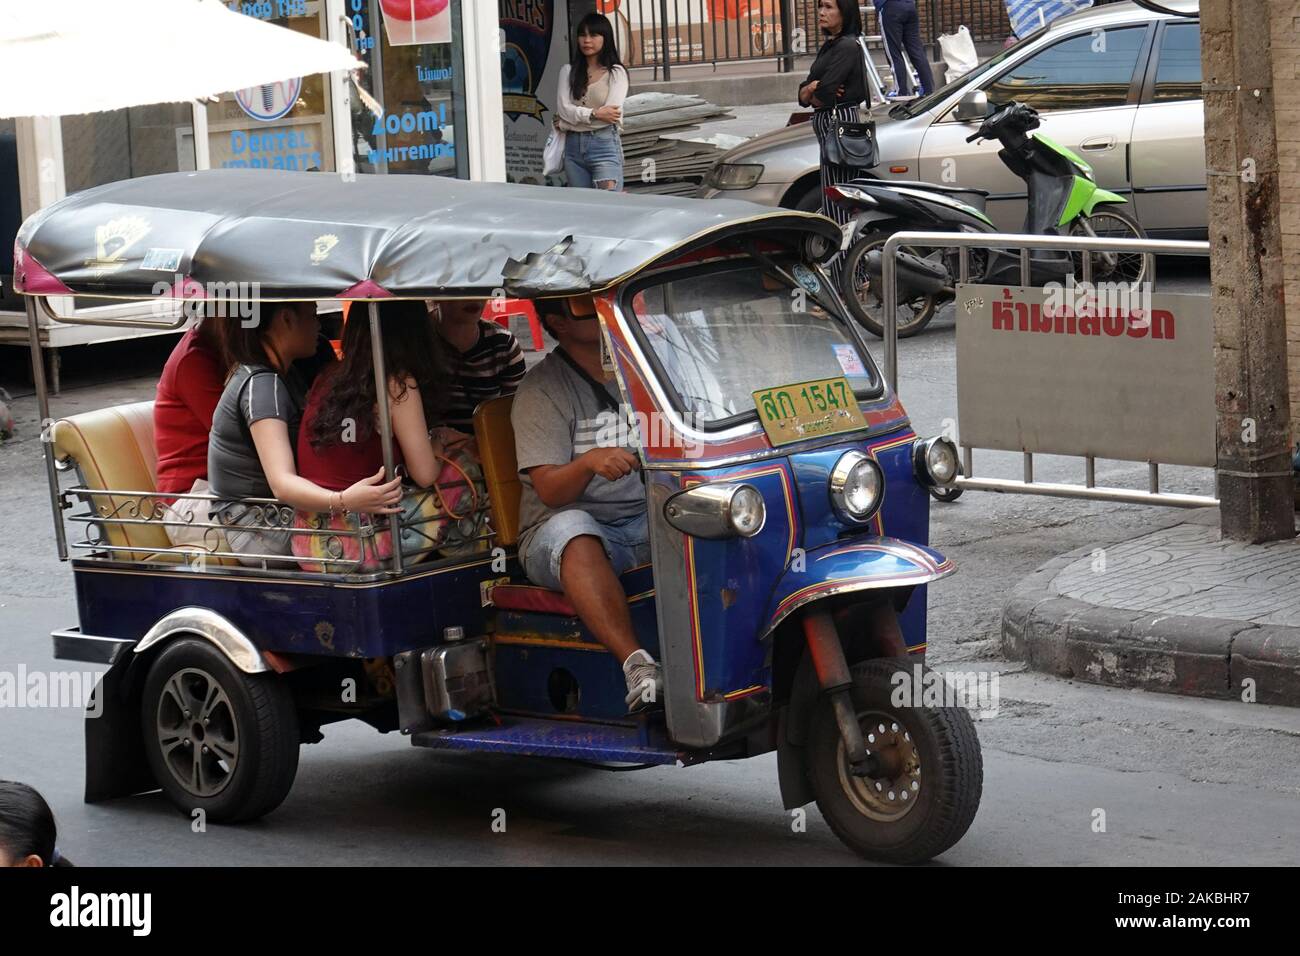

{"left": 3, "top": 259, "right": 1299, "bottom": 866}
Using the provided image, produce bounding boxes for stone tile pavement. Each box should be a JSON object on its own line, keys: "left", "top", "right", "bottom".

{"left": 1002, "top": 519, "right": 1300, "bottom": 707}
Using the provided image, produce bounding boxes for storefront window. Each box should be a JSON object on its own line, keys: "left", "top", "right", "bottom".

{"left": 61, "top": 104, "right": 198, "bottom": 194}
{"left": 347, "top": 0, "right": 468, "bottom": 178}
{"left": 203, "top": 1, "right": 337, "bottom": 173}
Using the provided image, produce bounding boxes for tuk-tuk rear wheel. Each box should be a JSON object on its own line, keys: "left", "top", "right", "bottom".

{"left": 140, "top": 637, "right": 300, "bottom": 823}
{"left": 808, "top": 659, "right": 982, "bottom": 864}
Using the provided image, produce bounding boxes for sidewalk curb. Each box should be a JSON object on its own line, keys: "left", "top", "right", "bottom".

{"left": 1001, "top": 548, "right": 1300, "bottom": 706}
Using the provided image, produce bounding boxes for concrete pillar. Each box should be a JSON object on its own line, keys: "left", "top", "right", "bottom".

{"left": 1201, "top": 0, "right": 1295, "bottom": 542}
{"left": 1271, "top": 4, "right": 1300, "bottom": 449}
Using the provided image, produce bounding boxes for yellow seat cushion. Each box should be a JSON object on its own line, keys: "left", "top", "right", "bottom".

{"left": 51, "top": 402, "right": 172, "bottom": 557}
{"left": 473, "top": 394, "right": 520, "bottom": 548}
{"left": 51, "top": 400, "right": 235, "bottom": 565}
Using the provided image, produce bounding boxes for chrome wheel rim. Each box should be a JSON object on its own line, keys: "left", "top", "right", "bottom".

{"left": 155, "top": 667, "right": 240, "bottom": 798}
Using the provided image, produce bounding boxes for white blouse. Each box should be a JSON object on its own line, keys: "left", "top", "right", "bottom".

{"left": 555, "top": 64, "right": 629, "bottom": 133}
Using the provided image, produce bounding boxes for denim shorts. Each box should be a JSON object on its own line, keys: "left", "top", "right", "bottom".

{"left": 564, "top": 126, "right": 624, "bottom": 191}
{"left": 520, "top": 510, "right": 649, "bottom": 590}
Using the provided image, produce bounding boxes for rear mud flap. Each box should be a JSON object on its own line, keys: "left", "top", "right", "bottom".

{"left": 85, "top": 655, "right": 156, "bottom": 803}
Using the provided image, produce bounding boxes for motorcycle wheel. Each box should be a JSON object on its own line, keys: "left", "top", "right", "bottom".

{"left": 841, "top": 232, "right": 939, "bottom": 339}
{"left": 1070, "top": 205, "right": 1148, "bottom": 285}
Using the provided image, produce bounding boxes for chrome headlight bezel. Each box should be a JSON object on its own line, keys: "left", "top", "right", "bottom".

{"left": 913, "top": 436, "right": 959, "bottom": 488}
{"left": 664, "top": 482, "right": 766, "bottom": 539}
{"left": 829, "top": 451, "right": 884, "bottom": 524}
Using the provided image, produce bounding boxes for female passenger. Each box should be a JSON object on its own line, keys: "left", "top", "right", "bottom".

{"left": 293, "top": 300, "right": 458, "bottom": 569}
{"left": 154, "top": 312, "right": 226, "bottom": 547}
{"left": 206, "top": 302, "right": 402, "bottom": 566}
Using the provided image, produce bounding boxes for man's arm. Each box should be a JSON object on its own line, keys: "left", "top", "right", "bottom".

{"left": 528, "top": 449, "right": 639, "bottom": 509}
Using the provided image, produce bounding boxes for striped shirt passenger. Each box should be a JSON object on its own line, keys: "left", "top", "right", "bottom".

{"left": 438, "top": 312, "right": 528, "bottom": 433}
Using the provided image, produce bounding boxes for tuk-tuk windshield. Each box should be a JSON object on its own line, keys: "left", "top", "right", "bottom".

{"left": 628, "top": 260, "right": 881, "bottom": 427}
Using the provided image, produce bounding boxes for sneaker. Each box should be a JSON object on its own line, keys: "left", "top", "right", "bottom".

{"left": 623, "top": 650, "right": 664, "bottom": 713}
{"left": 884, "top": 89, "right": 902, "bottom": 100}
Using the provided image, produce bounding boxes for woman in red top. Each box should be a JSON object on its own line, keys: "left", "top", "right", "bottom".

{"left": 154, "top": 317, "right": 226, "bottom": 547}
{"left": 294, "top": 301, "right": 455, "bottom": 570}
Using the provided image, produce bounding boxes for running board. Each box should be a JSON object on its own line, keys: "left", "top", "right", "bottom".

{"left": 410, "top": 715, "right": 682, "bottom": 765}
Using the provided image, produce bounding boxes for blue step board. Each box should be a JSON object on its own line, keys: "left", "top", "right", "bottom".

{"left": 411, "top": 715, "right": 682, "bottom": 765}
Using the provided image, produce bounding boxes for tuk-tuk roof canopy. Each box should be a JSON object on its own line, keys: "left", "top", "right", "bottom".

{"left": 13, "top": 170, "right": 841, "bottom": 302}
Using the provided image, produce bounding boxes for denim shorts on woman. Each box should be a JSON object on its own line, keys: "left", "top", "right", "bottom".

{"left": 564, "top": 126, "right": 625, "bottom": 191}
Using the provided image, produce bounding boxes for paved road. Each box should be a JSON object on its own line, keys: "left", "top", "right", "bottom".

{"left": 5, "top": 260, "right": 1297, "bottom": 866}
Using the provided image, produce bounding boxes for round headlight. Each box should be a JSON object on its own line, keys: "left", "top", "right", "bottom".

{"left": 829, "top": 451, "right": 883, "bottom": 523}
{"left": 914, "top": 436, "right": 959, "bottom": 487}
{"left": 728, "top": 485, "right": 766, "bottom": 537}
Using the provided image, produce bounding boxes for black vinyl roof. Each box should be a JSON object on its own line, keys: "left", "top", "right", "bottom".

{"left": 14, "top": 169, "right": 840, "bottom": 301}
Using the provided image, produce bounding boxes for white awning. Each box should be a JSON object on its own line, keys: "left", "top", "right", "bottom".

{"left": 0, "top": 0, "right": 363, "bottom": 118}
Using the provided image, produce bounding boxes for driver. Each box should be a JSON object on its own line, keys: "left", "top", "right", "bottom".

{"left": 510, "top": 297, "right": 662, "bottom": 712}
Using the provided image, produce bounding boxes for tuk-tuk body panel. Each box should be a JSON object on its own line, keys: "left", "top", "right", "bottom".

{"left": 679, "top": 462, "right": 800, "bottom": 702}
{"left": 490, "top": 575, "right": 660, "bottom": 721}
{"left": 69, "top": 556, "right": 502, "bottom": 661}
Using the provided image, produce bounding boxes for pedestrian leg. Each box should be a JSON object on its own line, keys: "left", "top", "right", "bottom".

{"left": 901, "top": 3, "right": 935, "bottom": 95}
{"left": 880, "top": 2, "right": 912, "bottom": 95}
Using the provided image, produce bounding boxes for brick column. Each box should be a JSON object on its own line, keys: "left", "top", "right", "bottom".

{"left": 1201, "top": 0, "right": 1295, "bottom": 542}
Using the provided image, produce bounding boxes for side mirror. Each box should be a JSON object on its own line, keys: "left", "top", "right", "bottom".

{"left": 954, "top": 90, "right": 988, "bottom": 122}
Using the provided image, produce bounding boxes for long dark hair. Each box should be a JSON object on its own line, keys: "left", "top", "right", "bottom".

{"left": 823, "top": 0, "right": 862, "bottom": 37}
{"left": 309, "top": 300, "right": 447, "bottom": 449}
{"left": 569, "top": 13, "right": 624, "bottom": 102}
{"left": 0, "top": 780, "right": 73, "bottom": 867}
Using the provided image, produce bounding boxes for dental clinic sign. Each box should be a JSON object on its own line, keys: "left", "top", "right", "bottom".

{"left": 955, "top": 283, "right": 1214, "bottom": 467}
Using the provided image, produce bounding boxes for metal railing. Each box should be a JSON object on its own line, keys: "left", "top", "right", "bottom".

{"left": 60, "top": 483, "right": 493, "bottom": 574}
{"left": 605, "top": 0, "right": 796, "bottom": 76}
{"left": 879, "top": 229, "right": 1217, "bottom": 508}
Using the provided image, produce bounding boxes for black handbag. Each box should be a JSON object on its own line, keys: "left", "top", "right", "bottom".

{"left": 823, "top": 117, "right": 879, "bottom": 170}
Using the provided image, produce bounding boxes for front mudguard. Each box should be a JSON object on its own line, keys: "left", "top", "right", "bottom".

{"left": 768, "top": 537, "right": 953, "bottom": 810}
{"left": 763, "top": 537, "right": 953, "bottom": 639}
{"left": 1081, "top": 188, "right": 1128, "bottom": 217}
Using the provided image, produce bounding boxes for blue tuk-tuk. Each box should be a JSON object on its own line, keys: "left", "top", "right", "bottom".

{"left": 15, "top": 169, "right": 978, "bottom": 863}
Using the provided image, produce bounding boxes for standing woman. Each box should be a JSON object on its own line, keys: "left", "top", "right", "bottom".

{"left": 556, "top": 14, "right": 629, "bottom": 191}
{"left": 799, "top": 0, "right": 868, "bottom": 283}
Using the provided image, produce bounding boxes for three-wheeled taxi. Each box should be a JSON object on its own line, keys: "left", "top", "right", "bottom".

{"left": 15, "top": 169, "right": 979, "bottom": 863}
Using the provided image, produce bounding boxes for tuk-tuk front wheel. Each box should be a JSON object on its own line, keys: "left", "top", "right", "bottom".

{"left": 808, "top": 659, "right": 982, "bottom": 864}
{"left": 140, "top": 637, "right": 299, "bottom": 823}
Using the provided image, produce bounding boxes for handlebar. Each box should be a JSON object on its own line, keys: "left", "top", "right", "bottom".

{"left": 964, "top": 131, "right": 982, "bottom": 143}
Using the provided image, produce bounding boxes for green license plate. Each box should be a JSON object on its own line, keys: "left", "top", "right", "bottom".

{"left": 752, "top": 376, "right": 868, "bottom": 446}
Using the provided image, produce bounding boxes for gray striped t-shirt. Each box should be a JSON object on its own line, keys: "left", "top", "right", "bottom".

{"left": 511, "top": 350, "right": 644, "bottom": 551}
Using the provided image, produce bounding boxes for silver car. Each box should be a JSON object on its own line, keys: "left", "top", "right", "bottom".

{"left": 699, "top": 1, "right": 1205, "bottom": 239}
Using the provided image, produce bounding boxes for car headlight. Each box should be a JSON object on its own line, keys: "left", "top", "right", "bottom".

{"left": 829, "top": 451, "right": 883, "bottom": 523}
{"left": 913, "top": 436, "right": 959, "bottom": 487}
{"left": 665, "top": 482, "right": 766, "bottom": 539}
{"left": 708, "top": 163, "right": 765, "bottom": 190}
